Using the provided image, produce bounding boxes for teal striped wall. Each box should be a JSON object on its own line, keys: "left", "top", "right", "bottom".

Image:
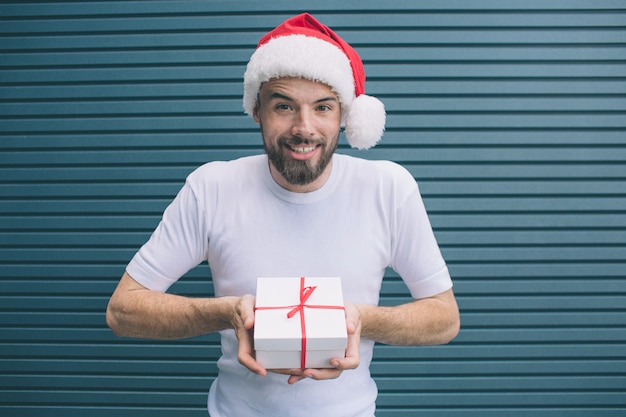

{"left": 1, "top": 1, "right": 625, "bottom": 416}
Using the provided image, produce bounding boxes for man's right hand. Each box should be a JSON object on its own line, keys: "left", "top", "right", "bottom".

{"left": 232, "top": 294, "right": 267, "bottom": 376}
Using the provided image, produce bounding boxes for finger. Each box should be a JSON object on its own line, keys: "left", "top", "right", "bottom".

{"left": 325, "top": 340, "right": 360, "bottom": 371}
{"left": 240, "top": 354, "right": 266, "bottom": 376}
{"left": 344, "top": 301, "right": 361, "bottom": 336}
{"left": 267, "top": 368, "right": 306, "bottom": 384}
{"left": 267, "top": 367, "right": 338, "bottom": 384}
{"left": 236, "top": 326, "right": 266, "bottom": 376}
{"left": 332, "top": 339, "right": 360, "bottom": 371}
{"left": 301, "top": 367, "right": 342, "bottom": 381}
{"left": 239, "top": 294, "right": 256, "bottom": 330}
{"left": 267, "top": 368, "right": 303, "bottom": 375}
{"left": 235, "top": 295, "right": 266, "bottom": 376}
{"left": 333, "top": 302, "right": 361, "bottom": 370}
{"left": 288, "top": 374, "right": 308, "bottom": 384}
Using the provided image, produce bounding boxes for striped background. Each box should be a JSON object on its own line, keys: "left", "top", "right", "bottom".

{"left": 1, "top": 1, "right": 625, "bottom": 416}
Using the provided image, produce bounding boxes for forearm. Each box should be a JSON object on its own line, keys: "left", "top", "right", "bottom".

{"left": 357, "top": 289, "right": 460, "bottom": 346}
{"left": 106, "top": 272, "right": 238, "bottom": 339}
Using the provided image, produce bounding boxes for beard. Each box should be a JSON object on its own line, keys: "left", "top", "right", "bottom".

{"left": 264, "top": 134, "right": 338, "bottom": 187}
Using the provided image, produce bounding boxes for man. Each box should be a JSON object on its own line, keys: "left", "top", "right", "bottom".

{"left": 107, "top": 13, "right": 460, "bottom": 417}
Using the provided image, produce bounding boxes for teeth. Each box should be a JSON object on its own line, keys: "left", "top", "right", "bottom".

{"left": 292, "top": 146, "right": 316, "bottom": 153}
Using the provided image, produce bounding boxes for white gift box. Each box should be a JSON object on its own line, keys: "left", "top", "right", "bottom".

{"left": 254, "top": 277, "right": 347, "bottom": 369}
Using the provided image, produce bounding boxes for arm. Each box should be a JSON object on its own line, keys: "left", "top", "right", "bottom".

{"left": 106, "top": 272, "right": 236, "bottom": 339}
{"left": 106, "top": 272, "right": 266, "bottom": 376}
{"left": 286, "top": 290, "right": 459, "bottom": 384}
{"left": 357, "top": 288, "right": 460, "bottom": 346}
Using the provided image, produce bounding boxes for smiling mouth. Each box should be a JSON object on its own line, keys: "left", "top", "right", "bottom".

{"left": 283, "top": 138, "right": 322, "bottom": 154}
{"left": 287, "top": 144, "right": 318, "bottom": 153}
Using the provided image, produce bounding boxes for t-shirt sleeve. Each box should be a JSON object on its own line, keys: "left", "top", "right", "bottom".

{"left": 126, "top": 178, "right": 208, "bottom": 292}
{"left": 389, "top": 168, "right": 453, "bottom": 299}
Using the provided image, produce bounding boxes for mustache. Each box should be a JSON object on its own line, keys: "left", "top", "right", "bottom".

{"left": 280, "top": 137, "right": 325, "bottom": 147}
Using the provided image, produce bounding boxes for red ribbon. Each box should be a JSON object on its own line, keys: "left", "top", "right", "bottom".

{"left": 256, "top": 277, "right": 345, "bottom": 368}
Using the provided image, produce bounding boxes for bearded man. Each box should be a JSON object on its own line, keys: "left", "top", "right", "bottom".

{"left": 107, "top": 13, "right": 460, "bottom": 417}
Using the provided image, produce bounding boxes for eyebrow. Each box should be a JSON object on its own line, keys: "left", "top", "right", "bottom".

{"left": 269, "top": 92, "right": 338, "bottom": 104}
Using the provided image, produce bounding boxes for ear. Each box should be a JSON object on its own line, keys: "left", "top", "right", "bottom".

{"left": 252, "top": 100, "right": 261, "bottom": 124}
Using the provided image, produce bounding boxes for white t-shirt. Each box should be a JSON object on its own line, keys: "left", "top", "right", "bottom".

{"left": 127, "top": 153, "right": 452, "bottom": 417}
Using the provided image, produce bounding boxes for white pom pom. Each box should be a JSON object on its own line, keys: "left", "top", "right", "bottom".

{"left": 344, "top": 94, "right": 386, "bottom": 150}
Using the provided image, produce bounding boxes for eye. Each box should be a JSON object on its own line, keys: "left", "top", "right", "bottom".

{"left": 317, "top": 104, "right": 334, "bottom": 112}
{"left": 275, "top": 103, "right": 292, "bottom": 111}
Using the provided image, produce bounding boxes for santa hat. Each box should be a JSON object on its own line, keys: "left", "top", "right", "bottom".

{"left": 243, "top": 13, "right": 385, "bottom": 150}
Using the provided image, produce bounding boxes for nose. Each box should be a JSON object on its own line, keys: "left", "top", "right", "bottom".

{"left": 291, "top": 109, "right": 316, "bottom": 138}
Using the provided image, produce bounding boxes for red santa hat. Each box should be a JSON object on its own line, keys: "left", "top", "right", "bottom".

{"left": 243, "top": 13, "right": 386, "bottom": 150}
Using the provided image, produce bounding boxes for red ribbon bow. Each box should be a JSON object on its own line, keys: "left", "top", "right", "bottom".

{"left": 256, "top": 277, "right": 345, "bottom": 369}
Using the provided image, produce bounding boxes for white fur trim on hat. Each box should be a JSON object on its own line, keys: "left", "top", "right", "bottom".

{"left": 243, "top": 35, "right": 355, "bottom": 116}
